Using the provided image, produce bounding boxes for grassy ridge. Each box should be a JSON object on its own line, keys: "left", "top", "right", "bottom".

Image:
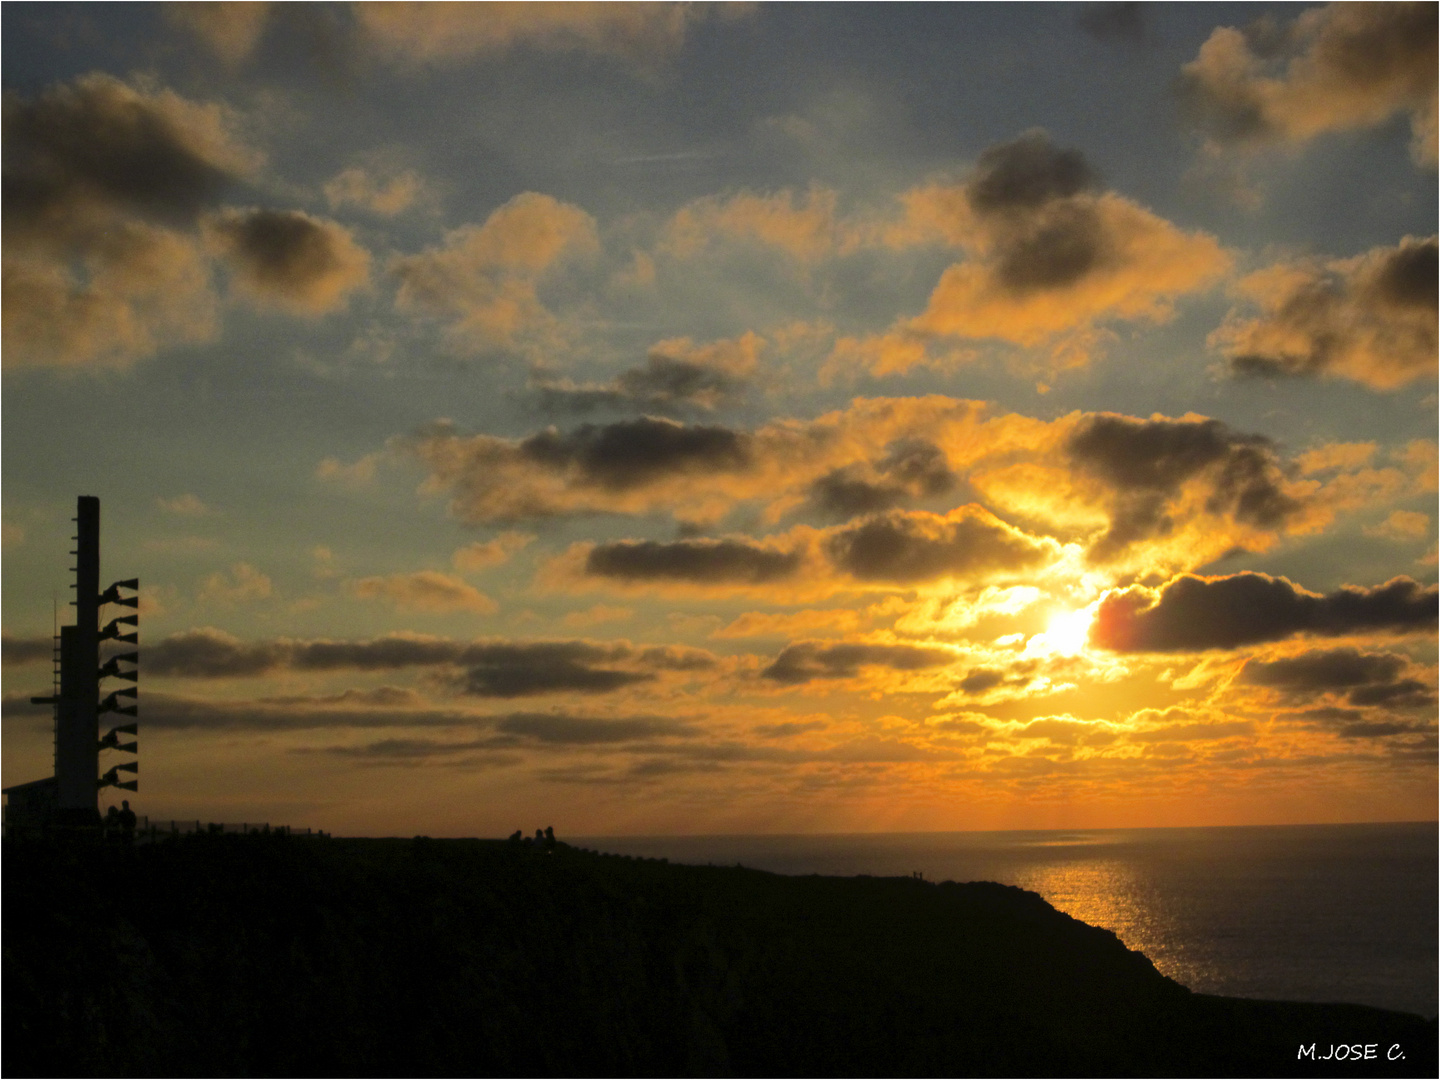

{"left": 4, "top": 834, "right": 1433, "bottom": 1077}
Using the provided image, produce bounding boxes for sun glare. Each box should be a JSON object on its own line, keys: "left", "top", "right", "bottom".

{"left": 1027, "top": 605, "right": 1096, "bottom": 657}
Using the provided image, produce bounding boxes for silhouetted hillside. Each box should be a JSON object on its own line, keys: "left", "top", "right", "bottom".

{"left": 4, "top": 834, "right": 1433, "bottom": 1077}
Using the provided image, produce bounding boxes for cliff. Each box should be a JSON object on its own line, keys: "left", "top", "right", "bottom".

{"left": 4, "top": 833, "right": 1433, "bottom": 1077}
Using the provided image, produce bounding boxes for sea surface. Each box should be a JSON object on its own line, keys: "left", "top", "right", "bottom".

{"left": 574, "top": 821, "right": 1438, "bottom": 1018}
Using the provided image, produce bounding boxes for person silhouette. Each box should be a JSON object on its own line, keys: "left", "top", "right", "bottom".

{"left": 117, "top": 799, "right": 137, "bottom": 838}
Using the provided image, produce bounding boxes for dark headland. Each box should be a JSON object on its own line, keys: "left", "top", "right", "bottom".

{"left": 5, "top": 833, "right": 1434, "bottom": 1078}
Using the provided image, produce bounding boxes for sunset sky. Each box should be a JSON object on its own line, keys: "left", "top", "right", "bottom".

{"left": 3, "top": 2, "right": 1436, "bottom": 837}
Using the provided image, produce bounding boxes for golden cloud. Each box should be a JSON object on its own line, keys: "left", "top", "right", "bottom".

{"left": 825, "top": 133, "right": 1230, "bottom": 377}
{"left": 324, "top": 166, "right": 426, "bottom": 217}
{"left": 354, "top": 2, "right": 745, "bottom": 68}
{"left": 1180, "top": 2, "right": 1438, "bottom": 166}
{"left": 2, "top": 223, "right": 217, "bottom": 370}
{"left": 1211, "top": 237, "right": 1437, "bottom": 390}
{"left": 663, "top": 185, "right": 842, "bottom": 262}
{"left": 166, "top": 2, "right": 273, "bottom": 67}
{"left": 391, "top": 192, "right": 598, "bottom": 347}
{"left": 348, "top": 571, "right": 499, "bottom": 614}
{"left": 452, "top": 532, "right": 534, "bottom": 572}
{"left": 198, "top": 562, "right": 274, "bottom": 605}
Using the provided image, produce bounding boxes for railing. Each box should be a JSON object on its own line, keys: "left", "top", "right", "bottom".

{"left": 132, "top": 817, "right": 321, "bottom": 840}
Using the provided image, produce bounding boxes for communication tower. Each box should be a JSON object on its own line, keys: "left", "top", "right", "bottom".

{"left": 3, "top": 496, "right": 139, "bottom": 828}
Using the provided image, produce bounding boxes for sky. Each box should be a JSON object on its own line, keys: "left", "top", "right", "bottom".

{"left": 2, "top": 1, "right": 1436, "bottom": 837}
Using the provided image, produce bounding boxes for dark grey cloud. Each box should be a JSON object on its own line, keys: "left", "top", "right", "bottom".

{"left": 1, "top": 634, "right": 53, "bottom": 666}
{"left": 134, "top": 691, "right": 481, "bottom": 731}
{"left": 1067, "top": 414, "right": 1298, "bottom": 560}
{"left": 144, "top": 630, "right": 710, "bottom": 698}
{"left": 961, "top": 131, "right": 1120, "bottom": 296}
{"left": 532, "top": 350, "right": 749, "bottom": 415}
{"left": 207, "top": 207, "right": 368, "bottom": 312}
{"left": 825, "top": 509, "right": 1049, "bottom": 584}
{"left": 753, "top": 720, "right": 828, "bottom": 739}
{"left": 807, "top": 468, "right": 909, "bottom": 519}
{"left": 495, "top": 712, "right": 698, "bottom": 743}
{"left": 1242, "top": 647, "right": 1434, "bottom": 708}
{"left": 957, "top": 668, "right": 1007, "bottom": 694}
{"left": 309, "top": 738, "right": 518, "bottom": 762}
{"left": 994, "top": 201, "right": 1109, "bottom": 291}
{"left": 3, "top": 73, "right": 249, "bottom": 241}
{"left": 147, "top": 629, "right": 291, "bottom": 677}
{"left": 635, "top": 645, "right": 718, "bottom": 671}
{"left": 967, "top": 130, "right": 1096, "bottom": 215}
{"left": 1093, "top": 573, "right": 1439, "bottom": 652}
{"left": 1292, "top": 705, "right": 1433, "bottom": 741}
{"left": 460, "top": 642, "right": 652, "bottom": 697}
{"left": 585, "top": 538, "right": 801, "bottom": 584}
{"left": 146, "top": 629, "right": 460, "bottom": 677}
{"left": 1077, "top": 3, "right": 1147, "bottom": 44}
{"left": 879, "top": 439, "right": 956, "bottom": 497}
{"left": 762, "top": 641, "right": 955, "bottom": 684}
{"left": 519, "top": 416, "right": 750, "bottom": 491}
{"left": 806, "top": 440, "right": 955, "bottom": 521}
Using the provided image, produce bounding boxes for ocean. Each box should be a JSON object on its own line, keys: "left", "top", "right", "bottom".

{"left": 574, "top": 821, "right": 1438, "bottom": 1018}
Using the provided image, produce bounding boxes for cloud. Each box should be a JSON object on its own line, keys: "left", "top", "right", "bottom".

{"left": 1179, "top": 2, "right": 1438, "bottom": 166}
{"left": 146, "top": 628, "right": 291, "bottom": 677}
{"left": 1241, "top": 647, "right": 1434, "bottom": 708}
{"left": 166, "top": 2, "right": 273, "bottom": 67}
{"left": 805, "top": 439, "right": 955, "bottom": 520}
{"left": 831, "top": 131, "right": 1230, "bottom": 375}
{"left": 1365, "top": 510, "right": 1430, "bottom": 542}
{"left": 353, "top": 1, "right": 738, "bottom": 68}
{"left": 459, "top": 641, "right": 652, "bottom": 697}
{"left": 494, "top": 712, "right": 698, "bottom": 743}
{"left": 967, "top": 131, "right": 1098, "bottom": 215}
{"left": 584, "top": 537, "right": 803, "bottom": 585}
{"left": 316, "top": 453, "right": 381, "bottom": 487}
{"left": 144, "top": 629, "right": 714, "bottom": 701}
{"left": 1092, "top": 572, "right": 1439, "bottom": 652}
{"left": 400, "top": 414, "right": 753, "bottom": 522}
{"left": 533, "top": 332, "right": 760, "bottom": 413}
{"left": 1066, "top": 413, "right": 1299, "bottom": 561}
{"left": 2, "top": 634, "right": 54, "bottom": 666}
{"left": 156, "top": 493, "right": 211, "bottom": 516}
{"left": 349, "top": 571, "right": 498, "bottom": 614}
{"left": 3, "top": 224, "right": 217, "bottom": 370}
{"left": 712, "top": 609, "right": 863, "bottom": 639}
{"left": 121, "top": 689, "right": 480, "bottom": 731}
{"left": 198, "top": 563, "right": 273, "bottom": 604}
{"left": 663, "top": 185, "right": 842, "bottom": 261}
{"left": 206, "top": 207, "right": 371, "bottom": 315}
{"left": 1, "top": 73, "right": 259, "bottom": 369}
{"left": 324, "top": 165, "right": 424, "bottom": 216}
{"left": 3, "top": 72, "right": 259, "bottom": 240}
{"left": 452, "top": 532, "right": 534, "bottom": 572}
{"left": 391, "top": 192, "right": 598, "bottom": 347}
{"left": 397, "top": 396, "right": 1002, "bottom": 527}
{"left": 561, "top": 604, "right": 633, "bottom": 628}
{"left": 824, "top": 505, "right": 1052, "bottom": 585}
{"left": 761, "top": 641, "right": 956, "bottom": 684}
{"left": 1211, "top": 237, "right": 1438, "bottom": 390}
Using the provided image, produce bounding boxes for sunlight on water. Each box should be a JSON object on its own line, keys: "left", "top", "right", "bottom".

{"left": 577, "top": 823, "right": 1438, "bottom": 1017}
{"left": 1010, "top": 857, "right": 1223, "bottom": 994}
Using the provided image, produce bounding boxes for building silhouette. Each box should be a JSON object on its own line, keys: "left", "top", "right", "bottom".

{"left": 4, "top": 496, "right": 139, "bottom": 829}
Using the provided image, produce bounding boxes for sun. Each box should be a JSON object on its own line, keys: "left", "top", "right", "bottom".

{"left": 1027, "top": 605, "right": 1096, "bottom": 657}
